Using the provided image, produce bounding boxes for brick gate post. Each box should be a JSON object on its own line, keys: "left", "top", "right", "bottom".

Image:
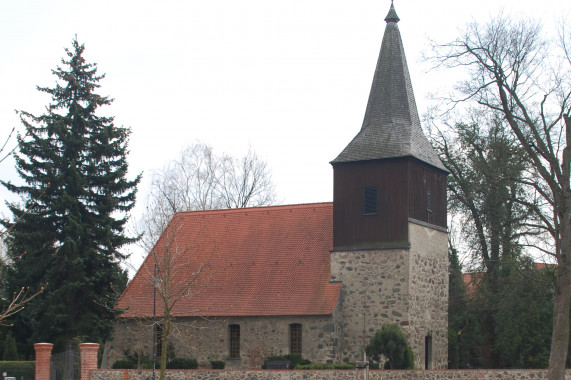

{"left": 34, "top": 343, "right": 53, "bottom": 380}
{"left": 79, "top": 343, "right": 100, "bottom": 380}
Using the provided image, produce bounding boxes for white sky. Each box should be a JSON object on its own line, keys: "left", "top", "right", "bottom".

{"left": 1, "top": 0, "right": 569, "bottom": 270}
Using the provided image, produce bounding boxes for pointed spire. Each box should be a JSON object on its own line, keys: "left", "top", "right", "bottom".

{"left": 332, "top": 2, "right": 446, "bottom": 172}
{"left": 385, "top": 1, "right": 400, "bottom": 23}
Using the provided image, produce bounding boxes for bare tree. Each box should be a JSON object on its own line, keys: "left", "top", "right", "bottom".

{"left": 428, "top": 15, "right": 571, "bottom": 378}
{"left": 218, "top": 148, "right": 276, "bottom": 209}
{"left": 140, "top": 213, "right": 213, "bottom": 380}
{"left": 149, "top": 143, "right": 222, "bottom": 215}
{"left": 138, "top": 142, "right": 276, "bottom": 248}
{"left": 0, "top": 285, "right": 45, "bottom": 326}
{"left": 128, "top": 142, "right": 275, "bottom": 376}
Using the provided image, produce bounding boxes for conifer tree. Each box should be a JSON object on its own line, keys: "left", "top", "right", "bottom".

{"left": 1, "top": 38, "right": 139, "bottom": 353}
{"left": 2, "top": 333, "right": 19, "bottom": 361}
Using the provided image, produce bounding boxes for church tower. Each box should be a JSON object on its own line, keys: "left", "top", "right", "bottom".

{"left": 330, "top": 2, "right": 448, "bottom": 369}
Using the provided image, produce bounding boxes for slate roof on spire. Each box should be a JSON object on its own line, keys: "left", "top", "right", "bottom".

{"left": 332, "top": 3, "right": 446, "bottom": 172}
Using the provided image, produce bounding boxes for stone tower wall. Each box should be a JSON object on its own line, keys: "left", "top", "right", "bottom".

{"left": 330, "top": 248, "right": 411, "bottom": 363}
{"left": 408, "top": 221, "right": 448, "bottom": 369}
{"left": 330, "top": 221, "right": 448, "bottom": 368}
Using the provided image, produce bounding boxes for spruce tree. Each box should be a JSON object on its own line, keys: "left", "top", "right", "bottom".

{"left": 1, "top": 38, "right": 139, "bottom": 354}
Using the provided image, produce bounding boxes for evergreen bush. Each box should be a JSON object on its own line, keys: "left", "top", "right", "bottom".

{"left": 366, "top": 324, "right": 415, "bottom": 369}
{"left": 111, "top": 359, "right": 135, "bottom": 369}
{"left": 209, "top": 360, "right": 225, "bottom": 369}
{"left": 166, "top": 357, "right": 198, "bottom": 369}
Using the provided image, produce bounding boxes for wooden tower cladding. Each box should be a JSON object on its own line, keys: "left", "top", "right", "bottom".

{"left": 332, "top": 158, "right": 446, "bottom": 250}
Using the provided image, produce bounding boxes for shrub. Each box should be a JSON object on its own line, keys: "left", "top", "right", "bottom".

{"left": 369, "top": 361, "right": 380, "bottom": 369}
{"left": 366, "top": 324, "right": 415, "bottom": 369}
{"left": 112, "top": 359, "right": 135, "bottom": 369}
{"left": 209, "top": 360, "right": 225, "bottom": 369}
{"left": 264, "top": 354, "right": 310, "bottom": 369}
{"left": 166, "top": 357, "right": 198, "bottom": 369}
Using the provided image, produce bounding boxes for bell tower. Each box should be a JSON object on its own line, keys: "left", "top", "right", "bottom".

{"left": 330, "top": 2, "right": 449, "bottom": 369}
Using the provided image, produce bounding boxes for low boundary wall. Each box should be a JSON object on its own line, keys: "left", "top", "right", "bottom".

{"left": 91, "top": 369, "right": 571, "bottom": 380}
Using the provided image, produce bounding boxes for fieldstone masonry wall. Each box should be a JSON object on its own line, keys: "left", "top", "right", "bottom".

{"left": 111, "top": 223, "right": 447, "bottom": 369}
{"left": 110, "top": 315, "right": 336, "bottom": 369}
{"left": 408, "top": 221, "right": 448, "bottom": 369}
{"left": 91, "top": 369, "right": 571, "bottom": 380}
{"left": 329, "top": 221, "right": 448, "bottom": 368}
{"left": 330, "top": 247, "right": 410, "bottom": 363}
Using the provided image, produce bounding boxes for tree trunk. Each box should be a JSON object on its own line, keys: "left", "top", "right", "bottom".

{"left": 548, "top": 265, "right": 570, "bottom": 379}
{"left": 550, "top": 115, "right": 571, "bottom": 379}
{"left": 159, "top": 314, "right": 171, "bottom": 380}
{"left": 548, "top": 213, "right": 571, "bottom": 380}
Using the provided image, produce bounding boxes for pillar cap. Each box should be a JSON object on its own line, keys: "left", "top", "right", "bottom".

{"left": 34, "top": 343, "right": 53, "bottom": 350}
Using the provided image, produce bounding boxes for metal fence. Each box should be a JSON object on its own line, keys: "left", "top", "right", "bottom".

{"left": 50, "top": 345, "right": 80, "bottom": 380}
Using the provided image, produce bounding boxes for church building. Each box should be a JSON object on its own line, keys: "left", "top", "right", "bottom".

{"left": 111, "top": 3, "right": 449, "bottom": 370}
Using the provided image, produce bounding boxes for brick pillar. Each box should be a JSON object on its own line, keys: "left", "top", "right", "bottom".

{"left": 79, "top": 343, "right": 100, "bottom": 380}
{"left": 34, "top": 343, "right": 53, "bottom": 380}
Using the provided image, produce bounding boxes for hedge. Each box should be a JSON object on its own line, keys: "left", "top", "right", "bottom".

{"left": 295, "top": 363, "right": 356, "bottom": 370}
{"left": 0, "top": 361, "right": 35, "bottom": 379}
{"left": 166, "top": 358, "right": 198, "bottom": 369}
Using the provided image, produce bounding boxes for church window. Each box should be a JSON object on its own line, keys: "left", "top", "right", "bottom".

{"left": 290, "top": 323, "right": 302, "bottom": 355}
{"left": 363, "top": 186, "right": 378, "bottom": 215}
{"left": 229, "top": 324, "right": 240, "bottom": 358}
{"left": 425, "top": 335, "right": 433, "bottom": 369}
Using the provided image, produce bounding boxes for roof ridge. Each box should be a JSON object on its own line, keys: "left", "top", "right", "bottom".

{"left": 176, "top": 202, "right": 333, "bottom": 216}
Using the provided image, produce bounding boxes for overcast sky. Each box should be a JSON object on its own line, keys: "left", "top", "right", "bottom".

{"left": 1, "top": 0, "right": 569, "bottom": 267}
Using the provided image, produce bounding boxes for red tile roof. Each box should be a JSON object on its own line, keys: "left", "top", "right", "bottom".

{"left": 118, "top": 203, "right": 340, "bottom": 318}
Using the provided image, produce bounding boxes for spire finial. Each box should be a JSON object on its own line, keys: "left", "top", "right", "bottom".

{"left": 384, "top": 0, "right": 400, "bottom": 23}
